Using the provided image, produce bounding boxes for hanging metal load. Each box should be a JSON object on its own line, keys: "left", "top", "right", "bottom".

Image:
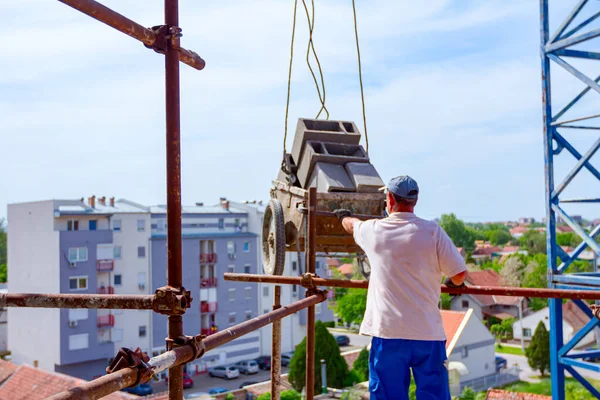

{"left": 264, "top": 118, "right": 385, "bottom": 276}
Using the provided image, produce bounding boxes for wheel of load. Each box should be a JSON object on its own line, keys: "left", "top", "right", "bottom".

{"left": 262, "top": 199, "right": 286, "bottom": 275}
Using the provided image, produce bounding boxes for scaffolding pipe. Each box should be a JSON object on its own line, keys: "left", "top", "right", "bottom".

{"left": 58, "top": 0, "right": 205, "bottom": 70}
{"left": 305, "top": 188, "right": 317, "bottom": 400}
{"left": 271, "top": 285, "right": 282, "bottom": 400}
{"left": 0, "top": 293, "right": 154, "bottom": 309}
{"left": 223, "top": 273, "right": 600, "bottom": 300}
{"left": 47, "top": 292, "right": 327, "bottom": 400}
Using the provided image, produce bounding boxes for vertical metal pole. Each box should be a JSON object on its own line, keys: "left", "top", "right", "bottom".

{"left": 540, "top": 0, "right": 564, "bottom": 398}
{"left": 271, "top": 285, "right": 282, "bottom": 400}
{"left": 305, "top": 188, "right": 317, "bottom": 400}
{"left": 165, "top": 0, "right": 183, "bottom": 399}
{"left": 320, "top": 359, "right": 327, "bottom": 394}
{"left": 519, "top": 297, "right": 524, "bottom": 354}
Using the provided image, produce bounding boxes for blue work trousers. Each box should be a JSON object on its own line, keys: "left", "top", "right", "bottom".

{"left": 369, "top": 337, "right": 450, "bottom": 400}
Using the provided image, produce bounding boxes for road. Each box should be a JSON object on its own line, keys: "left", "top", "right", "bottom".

{"left": 150, "top": 367, "right": 288, "bottom": 397}
{"left": 330, "top": 329, "right": 371, "bottom": 352}
{"left": 500, "top": 353, "right": 600, "bottom": 383}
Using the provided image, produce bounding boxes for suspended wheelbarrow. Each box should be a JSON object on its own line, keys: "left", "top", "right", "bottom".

{"left": 261, "top": 179, "right": 385, "bottom": 275}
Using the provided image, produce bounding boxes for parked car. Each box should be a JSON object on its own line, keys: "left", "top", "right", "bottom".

{"left": 239, "top": 381, "right": 260, "bottom": 389}
{"left": 234, "top": 360, "right": 260, "bottom": 374}
{"left": 208, "top": 387, "right": 229, "bottom": 395}
{"left": 255, "top": 355, "right": 271, "bottom": 370}
{"left": 165, "top": 372, "right": 194, "bottom": 388}
{"left": 281, "top": 352, "right": 294, "bottom": 367}
{"left": 208, "top": 366, "right": 240, "bottom": 380}
{"left": 184, "top": 392, "right": 211, "bottom": 400}
{"left": 495, "top": 356, "right": 507, "bottom": 371}
{"left": 121, "top": 383, "right": 153, "bottom": 396}
{"left": 335, "top": 335, "right": 351, "bottom": 347}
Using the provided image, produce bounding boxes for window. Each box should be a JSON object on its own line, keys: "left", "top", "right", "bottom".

{"left": 292, "top": 284, "right": 297, "bottom": 297}
{"left": 89, "top": 220, "right": 97, "bottom": 231}
{"left": 157, "top": 219, "right": 166, "bottom": 232}
{"left": 137, "top": 220, "right": 146, "bottom": 232}
{"left": 245, "top": 310, "right": 252, "bottom": 321}
{"left": 69, "top": 276, "right": 88, "bottom": 291}
{"left": 113, "top": 219, "right": 121, "bottom": 232}
{"left": 245, "top": 287, "right": 252, "bottom": 299}
{"left": 229, "top": 289, "right": 236, "bottom": 301}
{"left": 67, "top": 220, "right": 79, "bottom": 231}
{"left": 244, "top": 265, "right": 251, "bottom": 274}
{"left": 139, "top": 326, "right": 147, "bottom": 338}
{"left": 228, "top": 265, "right": 235, "bottom": 273}
{"left": 113, "top": 246, "right": 122, "bottom": 259}
{"left": 114, "top": 275, "right": 122, "bottom": 286}
{"left": 316, "top": 303, "right": 322, "bottom": 314}
{"left": 461, "top": 347, "right": 468, "bottom": 358}
{"left": 113, "top": 329, "right": 124, "bottom": 342}
{"left": 68, "top": 309, "right": 88, "bottom": 321}
{"left": 263, "top": 286, "right": 269, "bottom": 297}
{"left": 69, "top": 333, "right": 89, "bottom": 350}
{"left": 138, "top": 272, "right": 146, "bottom": 289}
{"left": 68, "top": 247, "right": 88, "bottom": 262}
{"left": 229, "top": 313, "right": 236, "bottom": 326}
{"left": 263, "top": 309, "right": 269, "bottom": 314}
{"left": 218, "top": 219, "right": 224, "bottom": 229}
{"left": 227, "top": 241, "right": 235, "bottom": 258}
{"left": 461, "top": 300, "right": 469, "bottom": 308}
{"left": 523, "top": 328, "right": 532, "bottom": 338}
{"left": 138, "top": 246, "right": 146, "bottom": 258}
{"left": 292, "top": 261, "right": 297, "bottom": 271}
{"left": 244, "top": 241, "right": 250, "bottom": 252}
{"left": 316, "top": 261, "right": 320, "bottom": 270}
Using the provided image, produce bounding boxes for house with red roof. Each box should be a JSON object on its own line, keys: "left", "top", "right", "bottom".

{"left": 337, "top": 263, "right": 354, "bottom": 278}
{"left": 485, "top": 389, "right": 550, "bottom": 399}
{"left": 471, "top": 243, "right": 503, "bottom": 264}
{"left": 450, "top": 270, "right": 526, "bottom": 326}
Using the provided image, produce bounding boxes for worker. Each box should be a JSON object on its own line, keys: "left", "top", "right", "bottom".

{"left": 334, "top": 175, "right": 468, "bottom": 400}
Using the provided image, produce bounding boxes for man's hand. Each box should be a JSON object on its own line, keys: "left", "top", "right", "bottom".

{"left": 334, "top": 209, "right": 352, "bottom": 222}
{"left": 444, "top": 276, "right": 466, "bottom": 289}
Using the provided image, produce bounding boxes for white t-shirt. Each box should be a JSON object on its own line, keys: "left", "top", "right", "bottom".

{"left": 353, "top": 212, "right": 467, "bottom": 341}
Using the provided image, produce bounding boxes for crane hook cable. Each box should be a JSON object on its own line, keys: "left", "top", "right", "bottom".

{"left": 352, "top": 0, "right": 369, "bottom": 154}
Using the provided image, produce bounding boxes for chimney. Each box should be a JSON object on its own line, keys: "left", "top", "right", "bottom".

{"left": 109, "top": 197, "right": 115, "bottom": 207}
{"left": 99, "top": 196, "right": 106, "bottom": 205}
{"left": 88, "top": 196, "right": 96, "bottom": 208}
{"left": 223, "top": 201, "right": 230, "bottom": 211}
{"left": 195, "top": 202, "right": 204, "bottom": 207}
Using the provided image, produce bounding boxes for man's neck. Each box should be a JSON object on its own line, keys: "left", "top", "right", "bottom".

{"left": 391, "top": 207, "right": 415, "bottom": 214}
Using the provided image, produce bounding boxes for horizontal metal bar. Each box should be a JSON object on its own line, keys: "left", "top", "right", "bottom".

{"left": 0, "top": 293, "right": 154, "bottom": 309}
{"left": 47, "top": 292, "right": 327, "bottom": 400}
{"left": 546, "top": 27, "right": 600, "bottom": 53}
{"left": 58, "top": 0, "right": 205, "bottom": 70}
{"left": 558, "top": 125, "right": 600, "bottom": 130}
{"left": 564, "top": 350, "right": 600, "bottom": 359}
{"left": 297, "top": 207, "right": 384, "bottom": 220}
{"left": 560, "top": 357, "right": 600, "bottom": 372}
{"left": 555, "top": 49, "right": 600, "bottom": 60}
{"left": 553, "top": 274, "right": 600, "bottom": 286}
{"left": 561, "top": 198, "right": 600, "bottom": 203}
{"left": 224, "top": 273, "right": 600, "bottom": 299}
{"left": 553, "top": 113, "right": 600, "bottom": 126}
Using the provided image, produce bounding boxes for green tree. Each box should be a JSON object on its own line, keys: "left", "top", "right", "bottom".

{"left": 439, "top": 214, "right": 476, "bottom": 252}
{"left": 458, "top": 387, "right": 477, "bottom": 400}
{"left": 352, "top": 348, "right": 369, "bottom": 382}
{"left": 490, "top": 318, "right": 516, "bottom": 340}
{"left": 331, "top": 269, "right": 349, "bottom": 300}
{"left": 335, "top": 288, "right": 367, "bottom": 326}
{"left": 488, "top": 230, "right": 512, "bottom": 246}
{"left": 557, "top": 232, "right": 582, "bottom": 248}
{"left": 0, "top": 219, "right": 5, "bottom": 283}
{"left": 519, "top": 230, "right": 546, "bottom": 254}
{"left": 258, "top": 390, "right": 301, "bottom": 400}
{"left": 288, "top": 321, "right": 349, "bottom": 393}
{"left": 526, "top": 321, "right": 550, "bottom": 376}
{"left": 225, "top": 394, "right": 235, "bottom": 400}
{"left": 440, "top": 293, "right": 452, "bottom": 310}
{"left": 500, "top": 256, "right": 525, "bottom": 287}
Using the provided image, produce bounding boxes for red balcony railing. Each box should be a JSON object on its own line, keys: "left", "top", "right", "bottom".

{"left": 200, "top": 302, "right": 218, "bottom": 313}
{"left": 97, "top": 286, "right": 114, "bottom": 295}
{"left": 97, "top": 260, "right": 114, "bottom": 272}
{"left": 200, "top": 327, "right": 218, "bottom": 336}
{"left": 200, "top": 253, "right": 217, "bottom": 264}
{"left": 97, "top": 314, "right": 115, "bottom": 328}
{"left": 200, "top": 278, "right": 218, "bottom": 288}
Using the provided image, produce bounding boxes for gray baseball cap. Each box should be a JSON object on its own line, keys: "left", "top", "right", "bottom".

{"left": 379, "top": 175, "right": 419, "bottom": 199}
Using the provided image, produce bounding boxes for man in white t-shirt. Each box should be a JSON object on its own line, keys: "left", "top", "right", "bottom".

{"left": 334, "top": 175, "right": 468, "bottom": 400}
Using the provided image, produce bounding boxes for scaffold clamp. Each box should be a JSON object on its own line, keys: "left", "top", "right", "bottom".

{"left": 107, "top": 347, "right": 155, "bottom": 386}
{"left": 153, "top": 286, "right": 191, "bottom": 316}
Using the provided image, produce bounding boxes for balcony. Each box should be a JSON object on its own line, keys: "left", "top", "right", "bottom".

{"left": 97, "top": 314, "right": 115, "bottom": 328}
{"left": 200, "top": 253, "right": 217, "bottom": 264}
{"left": 200, "top": 327, "right": 218, "bottom": 336}
{"left": 97, "top": 286, "right": 114, "bottom": 295}
{"left": 200, "top": 278, "right": 218, "bottom": 288}
{"left": 97, "top": 260, "right": 114, "bottom": 272}
{"left": 200, "top": 302, "right": 218, "bottom": 313}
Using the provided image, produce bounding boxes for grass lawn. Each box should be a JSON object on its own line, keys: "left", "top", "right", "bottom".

{"left": 503, "top": 377, "right": 600, "bottom": 399}
{"left": 495, "top": 344, "right": 525, "bottom": 355}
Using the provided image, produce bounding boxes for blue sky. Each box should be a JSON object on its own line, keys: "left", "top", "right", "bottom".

{"left": 1, "top": 0, "right": 598, "bottom": 223}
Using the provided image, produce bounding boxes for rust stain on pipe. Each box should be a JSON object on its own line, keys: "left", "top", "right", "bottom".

{"left": 1, "top": 293, "right": 154, "bottom": 309}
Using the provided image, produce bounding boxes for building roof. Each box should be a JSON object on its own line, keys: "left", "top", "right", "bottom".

{"left": 472, "top": 244, "right": 502, "bottom": 257}
{"left": 465, "top": 270, "right": 522, "bottom": 306}
{"left": 338, "top": 264, "right": 354, "bottom": 275}
{"left": 485, "top": 389, "right": 550, "bottom": 399}
{"left": 502, "top": 246, "right": 520, "bottom": 253}
{"left": 0, "top": 360, "right": 18, "bottom": 386}
{"left": 441, "top": 310, "right": 471, "bottom": 354}
{"left": 326, "top": 258, "right": 340, "bottom": 268}
{"left": 563, "top": 300, "right": 590, "bottom": 332}
{"left": 0, "top": 364, "right": 136, "bottom": 400}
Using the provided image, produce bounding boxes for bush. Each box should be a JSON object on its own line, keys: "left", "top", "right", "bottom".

{"left": 343, "top": 369, "right": 361, "bottom": 387}
{"left": 352, "top": 348, "right": 369, "bottom": 382}
{"left": 322, "top": 321, "right": 335, "bottom": 328}
{"left": 225, "top": 394, "right": 235, "bottom": 400}
{"left": 526, "top": 321, "right": 550, "bottom": 376}
{"left": 288, "top": 321, "right": 349, "bottom": 393}
{"left": 257, "top": 390, "right": 301, "bottom": 400}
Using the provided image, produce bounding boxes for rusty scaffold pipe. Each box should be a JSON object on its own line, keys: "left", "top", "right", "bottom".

{"left": 223, "top": 273, "right": 600, "bottom": 300}
{"left": 47, "top": 292, "right": 328, "bottom": 400}
{"left": 0, "top": 293, "right": 155, "bottom": 310}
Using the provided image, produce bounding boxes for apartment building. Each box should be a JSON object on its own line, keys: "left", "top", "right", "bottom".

{"left": 232, "top": 201, "right": 334, "bottom": 357}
